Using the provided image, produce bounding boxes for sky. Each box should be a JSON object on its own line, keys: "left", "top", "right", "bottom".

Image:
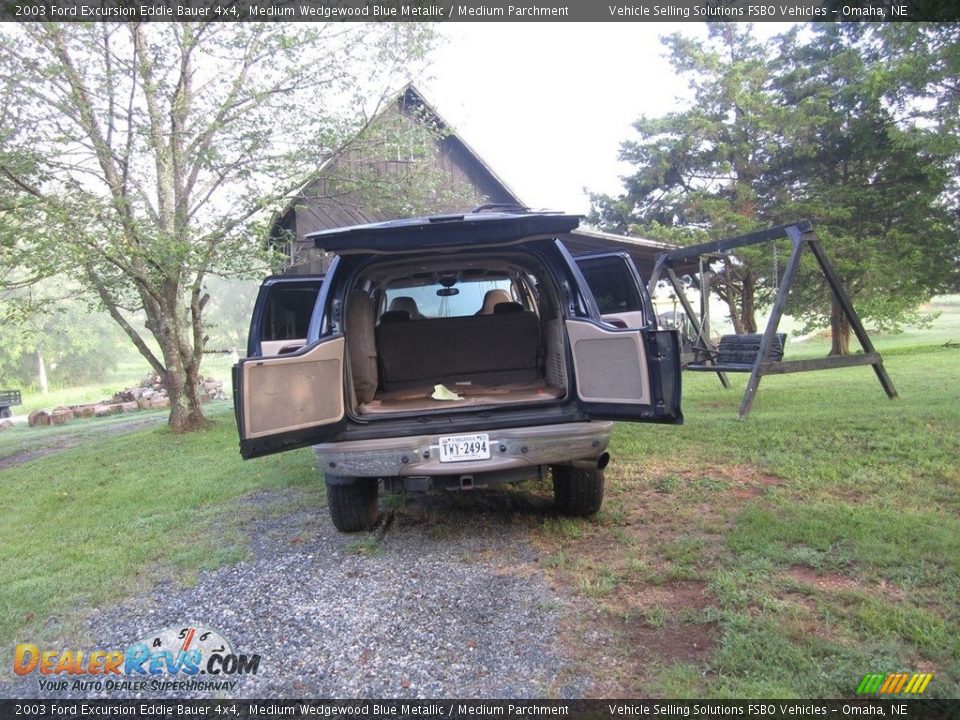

{"left": 419, "top": 23, "right": 793, "bottom": 218}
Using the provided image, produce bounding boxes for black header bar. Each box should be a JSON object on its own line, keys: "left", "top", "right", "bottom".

{"left": 3, "top": 0, "right": 959, "bottom": 22}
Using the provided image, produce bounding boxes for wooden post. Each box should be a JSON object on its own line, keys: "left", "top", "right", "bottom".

{"left": 700, "top": 258, "right": 712, "bottom": 355}
{"left": 647, "top": 253, "right": 668, "bottom": 297}
{"left": 805, "top": 235, "right": 898, "bottom": 399}
{"left": 738, "top": 229, "right": 806, "bottom": 419}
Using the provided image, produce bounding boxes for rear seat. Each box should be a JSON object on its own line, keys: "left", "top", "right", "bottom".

{"left": 375, "top": 310, "right": 540, "bottom": 390}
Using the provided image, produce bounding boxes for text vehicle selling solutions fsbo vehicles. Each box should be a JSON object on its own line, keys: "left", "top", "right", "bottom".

{"left": 234, "top": 210, "right": 682, "bottom": 532}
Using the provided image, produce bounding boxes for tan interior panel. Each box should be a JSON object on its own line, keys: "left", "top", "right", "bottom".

{"left": 600, "top": 310, "right": 646, "bottom": 329}
{"left": 566, "top": 320, "right": 650, "bottom": 404}
{"left": 242, "top": 337, "right": 345, "bottom": 439}
{"left": 346, "top": 290, "right": 378, "bottom": 403}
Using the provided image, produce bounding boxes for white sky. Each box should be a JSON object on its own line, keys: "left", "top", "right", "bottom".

{"left": 420, "top": 23, "right": 794, "bottom": 218}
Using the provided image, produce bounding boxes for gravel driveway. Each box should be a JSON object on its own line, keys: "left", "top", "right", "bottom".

{"left": 4, "top": 487, "right": 586, "bottom": 699}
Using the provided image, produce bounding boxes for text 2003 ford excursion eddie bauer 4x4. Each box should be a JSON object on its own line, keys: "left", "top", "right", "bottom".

{"left": 234, "top": 210, "right": 682, "bottom": 532}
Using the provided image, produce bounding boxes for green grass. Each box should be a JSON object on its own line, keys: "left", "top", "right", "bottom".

{"left": 652, "top": 343, "right": 956, "bottom": 696}
{"left": 0, "top": 404, "right": 320, "bottom": 654}
{"left": 535, "top": 321, "right": 960, "bottom": 697}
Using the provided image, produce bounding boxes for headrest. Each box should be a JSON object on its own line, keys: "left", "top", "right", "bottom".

{"left": 493, "top": 302, "right": 524, "bottom": 314}
{"left": 479, "top": 288, "right": 513, "bottom": 315}
{"left": 388, "top": 296, "right": 423, "bottom": 319}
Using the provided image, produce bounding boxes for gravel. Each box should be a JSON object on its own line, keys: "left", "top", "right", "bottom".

{"left": 3, "top": 487, "right": 585, "bottom": 699}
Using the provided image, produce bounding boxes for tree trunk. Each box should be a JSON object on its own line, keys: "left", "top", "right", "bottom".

{"left": 152, "top": 295, "right": 213, "bottom": 433}
{"left": 163, "top": 359, "right": 212, "bottom": 433}
{"left": 36, "top": 349, "right": 48, "bottom": 394}
{"left": 739, "top": 272, "right": 758, "bottom": 334}
{"left": 829, "top": 298, "right": 851, "bottom": 356}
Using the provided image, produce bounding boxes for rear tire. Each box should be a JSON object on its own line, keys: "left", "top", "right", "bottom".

{"left": 326, "top": 476, "right": 379, "bottom": 533}
{"left": 552, "top": 466, "right": 604, "bottom": 517}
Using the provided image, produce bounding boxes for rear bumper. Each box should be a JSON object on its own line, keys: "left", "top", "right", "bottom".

{"left": 313, "top": 421, "right": 613, "bottom": 479}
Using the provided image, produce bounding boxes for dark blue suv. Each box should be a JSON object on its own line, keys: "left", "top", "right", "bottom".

{"left": 235, "top": 211, "right": 681, "bottom": 531}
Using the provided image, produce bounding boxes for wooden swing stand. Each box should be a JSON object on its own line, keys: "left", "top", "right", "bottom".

{"left": 646, "top": 220, "right": 898, "bottom": 419}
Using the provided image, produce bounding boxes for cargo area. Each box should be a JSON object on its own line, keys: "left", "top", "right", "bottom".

{"left": 345, "top": 255, "right": 569, "bottom": 418}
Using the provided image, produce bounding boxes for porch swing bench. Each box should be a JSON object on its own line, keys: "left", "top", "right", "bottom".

{"left": 687, "top": 332, "right": 787, "bottom": 373}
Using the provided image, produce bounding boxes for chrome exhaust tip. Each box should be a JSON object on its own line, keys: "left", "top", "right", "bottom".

{"left": 570, "top": 452, "right": 610, "bottom": 471}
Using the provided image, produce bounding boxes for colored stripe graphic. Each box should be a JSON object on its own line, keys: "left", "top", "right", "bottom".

{"left": 858, "top": 673, "right": 933, "bottom": 695}
{"left": 857, "top": 674, "right": 885, "bottom": 694}
{"left": 879, "top": 674, "right": 899, "bottom": 693}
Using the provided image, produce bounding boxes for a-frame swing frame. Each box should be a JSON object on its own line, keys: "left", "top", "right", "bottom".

{"left": 646, "top": 220, "right": 898, "bottom": 419}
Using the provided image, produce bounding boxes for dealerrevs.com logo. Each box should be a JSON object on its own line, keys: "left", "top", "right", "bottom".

{"left": 14, "top": 624, "right": 261, "bottom": 693}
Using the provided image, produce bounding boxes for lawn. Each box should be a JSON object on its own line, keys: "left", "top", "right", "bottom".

{"left": 0, "top": 314, "right": 957, "bottom": 697}
{"left": 534, "top": 338, "right": 959, "bottom": 698}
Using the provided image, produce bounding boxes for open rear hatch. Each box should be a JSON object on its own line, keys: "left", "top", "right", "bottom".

{"left": 307, "top": 212, "right": 580, "bottom": 254}
{"left": 235, "top": 213, "right": 681, "bottom": 460}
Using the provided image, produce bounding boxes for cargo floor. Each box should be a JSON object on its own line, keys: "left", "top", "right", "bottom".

{"left": 357, "top": 380, "right": 564, "bottom": 416}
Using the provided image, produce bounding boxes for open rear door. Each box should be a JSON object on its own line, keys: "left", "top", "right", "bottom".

{"left": 571, "top": 252, "right": 682, "bottom": 423}
{"left": 236, "top": 274, "right": 344, "bottom": 459}
{"left": 234, "top": 336, "right": 347, "bottom": 459}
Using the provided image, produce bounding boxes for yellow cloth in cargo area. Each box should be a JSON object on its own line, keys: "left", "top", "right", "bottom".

{"left": 431, "top": 384, "right": 463, "bottom": 401}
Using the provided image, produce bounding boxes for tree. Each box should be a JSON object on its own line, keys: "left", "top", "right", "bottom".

{"left": 0, "top": 283, "right": 130, "bottom": 391}
{"left": 590, "top": 24, "right": 783, "bottom": 334}
{"left": 592, "top": 23, "right": 959, "bottom": 354}
{"left": 0, "top": 23, "right": 433, "bottom": 431}
{"left": 770, "top": 24, "right": 959, "bottom": 354}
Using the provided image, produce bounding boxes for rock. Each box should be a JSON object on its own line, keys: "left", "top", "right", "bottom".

{"left": 0, "top": 419, "right": 13, "bottom": 431}
{"left": 50, "top": 409, "right": 72, "bottom": 426}
{"left": 93, "top": 404, "right": 122, "bottom": 418}
{"left": 120, "top": 401, "right": 139, "bottom": 413}
{"left": 28, "top": 410, "right": 51, "bottom": 427}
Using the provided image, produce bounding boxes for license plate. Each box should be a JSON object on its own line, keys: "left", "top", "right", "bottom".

{"left": 438, "top": 433, "right": 491, "bottom": 463}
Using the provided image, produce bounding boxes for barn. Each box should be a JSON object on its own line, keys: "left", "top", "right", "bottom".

{"left": 270, "top": 84, "right": 674, "bottom": 278}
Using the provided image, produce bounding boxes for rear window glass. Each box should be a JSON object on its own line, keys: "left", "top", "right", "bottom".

{"left": 262, "top": 287, "right": 320, "bottom": 340}
{"left": 384, "top": 279, "right": 515, "bottom": 319}
{"left": 577, "top": 258, "right": 643, "bottom": 315}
